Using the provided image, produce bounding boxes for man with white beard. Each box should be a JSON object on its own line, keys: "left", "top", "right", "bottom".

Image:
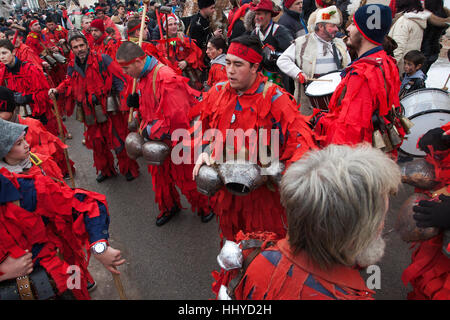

{"left": 216, "top": 144, "right": 400, "bottom": 300}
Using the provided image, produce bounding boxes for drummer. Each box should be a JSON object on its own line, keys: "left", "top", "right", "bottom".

{"left": 314, "top": 4, "right": 405, "bottom": 158}
{"left": 277, "top": 5, "right": 351, "bottom": 116}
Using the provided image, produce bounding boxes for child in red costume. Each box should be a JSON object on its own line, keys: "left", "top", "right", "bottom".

{"left": 50, "top": 32, "right": 139, "bottom": 183}
{"left": 402, "top": 124, "right": 450, "bottom": 300}
{"left": 116, "top": 41, "right": 212, "bottom": 226}
{"left": 314, "top": 4, "right": 404, "bottom": 157}
{"left": 0, "top": 119, "right": 125, "bottom": 300}
{"left": 192, "top": 35, "right": 317, "bottom": 241}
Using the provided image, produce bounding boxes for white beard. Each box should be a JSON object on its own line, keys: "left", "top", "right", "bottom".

{"left": 355, "top": 236, "right": 386, "bottom": 268}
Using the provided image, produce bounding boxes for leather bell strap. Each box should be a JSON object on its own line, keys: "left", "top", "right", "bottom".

{"left": 16, "top": 276, "right": 34, "bottom": 300}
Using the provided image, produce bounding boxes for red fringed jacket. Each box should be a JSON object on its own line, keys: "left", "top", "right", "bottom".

{"left": 0, "top": 58, "right": 52, "bottom": 118}
{"left": 190, "top": 73, "right": 317, "bottom": 240}
{"left": 314, "top": 47, "right": 404, "bottom": 156}
{"left": 402, "top": 122, "right": 450, "bottom": 300}
{"left": 42, "top": 26, "right": 68, "bottom": 51}
{"left": 25, "top": 31, "right": 46, "bottom": 57}
{"left": 0, "top": 167, "right": 110, "bottom": 300}
{"left": 155, "top": 34, "right": 205, "bottom": 75}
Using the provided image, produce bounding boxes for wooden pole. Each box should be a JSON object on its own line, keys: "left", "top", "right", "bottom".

{"left": 128, "top": 0, "right": 150, "bottom": 124}
{"left": 112, "top": 267, "right": 127, "bottom": 300}
{"left": 51, "top": 96, "right": 75, "bottom": 188}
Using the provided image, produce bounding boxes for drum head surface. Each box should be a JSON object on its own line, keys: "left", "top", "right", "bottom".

{"left": 400, "top": 112, "right": 450, "bottom": 157}
{"left": 305, "top": 72, "right": 342, "bottom": 97}
{"left": 400, "top": 89, "right": 450, "bottom": 157}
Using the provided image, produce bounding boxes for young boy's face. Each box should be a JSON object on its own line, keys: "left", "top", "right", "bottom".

{"left": 404, "top": 60, "right": 422, "bottom": 76}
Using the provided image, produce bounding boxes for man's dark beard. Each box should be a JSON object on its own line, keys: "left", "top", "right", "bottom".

{"left": 351, "top": 32, "right": 363, "bottom": 54}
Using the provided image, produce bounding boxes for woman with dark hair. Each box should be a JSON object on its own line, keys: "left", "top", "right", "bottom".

{"left": 420, "top": 0, "right": 450, "bottom": 74}
{"left": 388, "top": 0, "right": 431, "bottom": 74}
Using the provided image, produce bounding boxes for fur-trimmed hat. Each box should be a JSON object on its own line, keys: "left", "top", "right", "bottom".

{"left": 315, "top": 5, "right": 341, "bottom": 25}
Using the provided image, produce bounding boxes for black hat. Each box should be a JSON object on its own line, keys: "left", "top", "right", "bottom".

{"left": 353, "top": 4, "right": 392, "bottom": 46}
{"left": 198, "top": 0, "right": 215, "bottom": 9}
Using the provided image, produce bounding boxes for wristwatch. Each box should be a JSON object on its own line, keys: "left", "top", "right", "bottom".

{"left": 91, "top": 241, "right": 108, "bottom": 255}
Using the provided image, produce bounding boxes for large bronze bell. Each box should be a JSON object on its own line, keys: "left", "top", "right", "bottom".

{"left": 196, "top": 165, "right": 223, "bottom": 196}
{"left": 52, "top": 52, "right": 67, "bottom": 64}
{"left": 142, "top": 141, "right": 170, "bottom": 165}
{"left": 125, "top": 132, "right": 145, "bottom": 159}
{"left": 94, "top": 104, "right": 108, "bottom": 124}
{"left": 395, "top": 193, "right": 439, "bottom": 242}
{"left": 399, "top": 158, "right": 438, "bottom": 190}
{"left": 217, "top": 161, "right": 265, "bottom": 196}
{"left": 106, "top": 95, "right": 120, "bottom": 113}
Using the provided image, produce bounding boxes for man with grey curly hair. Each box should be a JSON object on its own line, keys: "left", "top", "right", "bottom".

{"left": 228, "top": 144, "right": 401, "bottom": 300}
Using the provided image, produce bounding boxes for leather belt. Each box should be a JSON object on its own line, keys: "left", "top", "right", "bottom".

{"left": 16, "top": 276, "right": 34, "bottom": 300}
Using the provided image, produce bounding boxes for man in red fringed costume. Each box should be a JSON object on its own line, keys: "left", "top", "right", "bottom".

{"left": 155, "top": 14, "right": 205, "bottom": 89}
{"left": 81, "top": 15, "right": 95, "bottom": 49}
{"left": 50, "top": 32, "right": 139, "bottom": 183}
{"left": 212, "top": 144, "right": 401, "bottom": 300}
{"left": 401, "top": 124, "right": 450, "bottom": 300}
{"left": 90, "top": 18, "right": 120, "bottom": 58}
{"left": 0, "top": 119, "right": 125, "bottom": 300}
{"left": 205, "top": 36, "right": 228, "bottom": 89}
{"left": 0, "top": 86, "right": 75, "bottom": 178}
{"left": 0, "top": 39, "right": 61, "bottom": 138}
{"left": 25, "top": 19, "right": 47, "bottom": 58}
{"left": 41, "top": 16, "right": 69, "bottom": 85}
{"left": 116, "top": 41, "right": 213, "bottom": 226}
{"left": 191, "top": 35, "right": 317, "bottom": 241}
{"left": 5, "top": 30, "right": 48, "bottom": 74}
{"left": 314, "top": 4, "right": 405, "bottom": 158}
{"left": 94, "top": 6, "right": 121, "bottom": 42}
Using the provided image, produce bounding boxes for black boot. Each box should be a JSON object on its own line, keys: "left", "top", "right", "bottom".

{"left": 125, "top": 171, "right": 136, "bottom": 182}
{"left": 156, "top": 205, "right": 180, "bottom": 226}
{"left": 96, "top": 172, "right": 110, "bottom": 183}
{"left": 200, "top": 211, "right": 215, "bottom": 223}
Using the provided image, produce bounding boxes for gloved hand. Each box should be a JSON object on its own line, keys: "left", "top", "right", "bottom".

{"left": 418, "top": 127, "right": 450, "bottom": 154}
{"left": 296, "top": 72, "right": 306, "bottom": 84}
{"left": 127, "top": 93, "right": 139, "bottom": 109}
{"left": 13, "top": 92, "right": 33, "bottom": 105}
{"left": 413, "top": 194, "right": 450, "bottom": 229}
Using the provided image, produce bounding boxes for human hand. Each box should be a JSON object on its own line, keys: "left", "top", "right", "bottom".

{"left": 418, "top": 127, "right": 450, "bottom": 154}
{"left": 413, "top": 194, "right": 450, "bottom": 229}
{"left": 48, "top": 88, "right": 58, "bottom": 100}
{"left": 93, "top": 246, "right": 126, "bottom": 275}
{"left": 296, "top": 72, "right": 306, "bottom": 84}
{"left": 213, "top": 29, "right": 223, "bottom": 38}
{"left": 192, "top": 152, "right": 212, "bottom": 181}
{"left": 178, "top": 60, "right": 187, "bottom": 70}
{"left": 0, "top": 250, "right": 33, "bottom": 281}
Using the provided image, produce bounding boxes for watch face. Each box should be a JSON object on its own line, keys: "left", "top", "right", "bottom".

{"left": 93, "top": 242, "right": 106, "bottom": 254}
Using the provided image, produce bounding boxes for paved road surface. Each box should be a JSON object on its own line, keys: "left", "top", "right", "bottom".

{"left": 63, "top": 116, "right": 414, "bottom": 300}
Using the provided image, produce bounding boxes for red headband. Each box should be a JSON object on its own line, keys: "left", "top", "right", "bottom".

{"left": 29, "top": 20, "right": 39, "bottom": 27}
{"left": 117, "top": 54, "right": 146, "bottom": 66}
{"left": 127, "top": 24, "right": 140, "bottom": 35}
{"left": 228, "top": 42, "right": 262, "bottom": 64}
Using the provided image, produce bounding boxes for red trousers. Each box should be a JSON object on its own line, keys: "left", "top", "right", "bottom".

{"left": 85, "top": 112, "right": 139, "bottom": 177}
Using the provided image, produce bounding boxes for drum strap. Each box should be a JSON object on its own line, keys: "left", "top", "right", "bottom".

{"left": 331, "top": 42, "right": 342, "bottom": 70}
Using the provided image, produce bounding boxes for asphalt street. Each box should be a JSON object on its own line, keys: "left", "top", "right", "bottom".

{"left": 63, "top": 115, "right": 414, "bottom": 300}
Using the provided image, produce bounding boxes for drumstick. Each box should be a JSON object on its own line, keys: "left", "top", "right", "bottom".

{"left": 442, "top": 73, "right": 450, "bottom": 91}
{"left": 306, "top": 78, "right": 333, "bottom": 82}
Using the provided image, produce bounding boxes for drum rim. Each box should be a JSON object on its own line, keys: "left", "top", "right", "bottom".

{"left": 399, "top": 109, "right": 450, "bottom": 157}
{"left": 400, "top": 87, "right": 450, "bottom": 102}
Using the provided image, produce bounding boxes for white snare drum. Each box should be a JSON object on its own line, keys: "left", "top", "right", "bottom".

{"left": 399, "top": 88, "right": 450, "bottom": 157}
{"left": 304, "top": 71, "right": 342, "bottom": 110}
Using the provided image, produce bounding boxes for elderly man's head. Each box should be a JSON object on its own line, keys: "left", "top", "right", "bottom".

{"left": 281, "top": 144, "right": 401, "bottom": 270}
